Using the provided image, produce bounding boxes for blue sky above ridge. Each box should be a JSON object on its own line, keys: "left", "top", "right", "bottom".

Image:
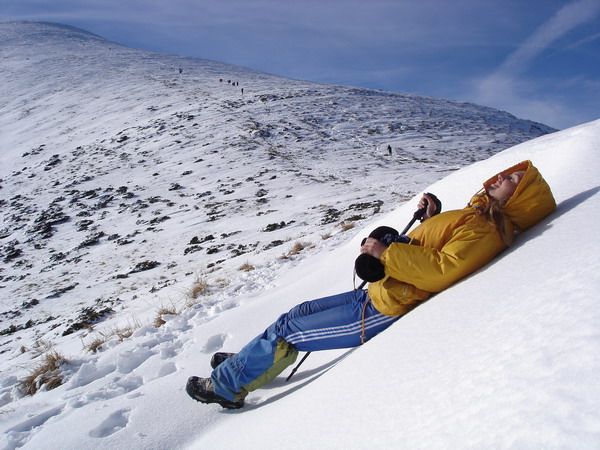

{"left": 2, "top": 0, "right": 599, "bottom": 129}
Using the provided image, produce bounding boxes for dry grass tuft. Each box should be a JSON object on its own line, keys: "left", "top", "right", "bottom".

{"left": 188, "top": 276, "right": 209, "bottom": 300}
{"left": 289, "top": 241, "right": 307, "bottom": 255}
{"left": 31, "top": 339, "right": 54, "bottom": 357}
{"left": 83, "top": 321, "right": 141, "bottom": 353}
{"left": 110, "top": 324, "right": 137, "bottom": 341}
{"left": 281, "top": 241, "right": 314, "bottom": 259}
{"left": 215, "top": 278, "right": 230, "bottom": 289}
{"left": 19, "top": 351, "right": 67, "bottom": 396}
{"left": 238, "top": 262, "right": 255, "bottom": 272}
{"left": 340, "top": 222, "right": 355, "bottom": 232}
{"left": 154, "top": 305, "right": 178, "bottom": 328}
{"left": 84, "top": 336, "right": 105, "bottom": 354}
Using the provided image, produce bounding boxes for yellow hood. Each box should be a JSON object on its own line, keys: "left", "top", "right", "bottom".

{"left": 482, "top": 160, "right": 556, "bottom": 231}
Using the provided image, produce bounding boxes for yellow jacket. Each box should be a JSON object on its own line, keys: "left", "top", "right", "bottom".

{"left": 368, "top": 160, "right": 556, "bottom": 316}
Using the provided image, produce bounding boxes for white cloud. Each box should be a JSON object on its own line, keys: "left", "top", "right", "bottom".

{"left": 473, "top": 0, "right": 600, "bottom": 128}
{"left": 497, "top": 0, "right": 600, "bottom": 76}
{"left": 565, "top": 30, "right": 600, "bottom": 49}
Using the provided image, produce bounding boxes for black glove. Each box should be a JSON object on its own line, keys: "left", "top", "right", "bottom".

{"left": 380, "top": 233, "right": 410, "bottom": 246}
{"left": 356, "top": 226, "right": 409, "bottom": 282}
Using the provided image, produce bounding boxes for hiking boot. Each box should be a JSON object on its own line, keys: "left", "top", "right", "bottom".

{"left": 186, "top": 376, "right": 244, "bottom": 409}
{"left": 210, "top": 352, "right": 236, "bottom": 369}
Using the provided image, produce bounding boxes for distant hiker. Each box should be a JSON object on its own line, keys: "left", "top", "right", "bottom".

{"left": 387, "top": 144, "right": 392, "bottom": 155}
{"left": 186, "top": 160, "right": 556, "bottom": 409}
{"left": 241, "top": 88, "right": 244, "bottom": 94}
{"left": 179, "top": 68, "right": 183, "bottom": 74}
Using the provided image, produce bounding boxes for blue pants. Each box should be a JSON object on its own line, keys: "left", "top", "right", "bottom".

{"left": 211, "top": 290, "right": 400, "bottom": 401}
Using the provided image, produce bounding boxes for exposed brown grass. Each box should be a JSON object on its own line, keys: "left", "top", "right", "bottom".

{"left": 84, "top": 336, "right": 105, "bottom": 354}
{"left": 110, "top": 324, "right": 137, "bottom": 341}
{"left": 215, "top": 278, "right": 230, "bottom": 289}
{"left": 340, "top": 222, "right": 355, "bottom": 232}
{"left": 83, "top": 322, "right": 141, "bottom": 353}
{"left": 288, "top": 241, "right": 307, "bottom": 255}
{"left": 238, "top": 262, "right": 255, "bottom": 272}
{"left": 281, "top": 241, "right": 314, "bottom": 259}
{"left": 19, "top": 351, "right": 67, "bottom": 396}
{"left": 31, "top": 339, "right": 54, "bottom": 357}
{"left": 189, "top": 276, "right": 209, "bottom": 299}
{"left": 153, "top": 305, "right": 178, "bottom": 328}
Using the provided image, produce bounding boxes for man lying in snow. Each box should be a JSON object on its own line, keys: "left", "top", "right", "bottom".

{"left": 186, "top": 160, "right": 556, "bottom": 409}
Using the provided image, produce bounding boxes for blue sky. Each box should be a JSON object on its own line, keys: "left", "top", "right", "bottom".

{"left": 2, "top": 0, "right": 599, "bottom": 129}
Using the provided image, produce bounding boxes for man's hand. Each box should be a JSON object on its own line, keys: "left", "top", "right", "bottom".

{"left": 418, "top": 193, "right": 442, "bottom": 220}
{"left": 360, "top": 237, "right": 386, "bottom": 259}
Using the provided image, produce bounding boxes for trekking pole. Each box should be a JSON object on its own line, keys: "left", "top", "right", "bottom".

{"left": 286, "top": 351, "right": 312, "bottom": 381}
{"left": 401, "top": 203, "right": 427, "bottom": 235}
{"left": 286, "top": 204, "right": 428, "bottom": 382}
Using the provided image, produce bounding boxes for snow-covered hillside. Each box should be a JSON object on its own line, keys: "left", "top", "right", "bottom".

{"left": 3, "top": 21, "right": 596, "bottom": 450}
{"left": 2, "top": 117, "right": 598, "bottom": 450}
{"left": 0, "top": 21, "right": 553, "bottom": 360}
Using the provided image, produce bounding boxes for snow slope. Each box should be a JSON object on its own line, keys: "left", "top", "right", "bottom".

{"left": 3, "top": 119, "right": 598, "bottom": 450}
{"left": 2, "top": 21, "right": 598, "bottom": 449}
{"left": 191, "top": 120, "right": 600, "bottom": 450}
{"left": 0, "top": 21, "right": 552, "bottom": 362}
